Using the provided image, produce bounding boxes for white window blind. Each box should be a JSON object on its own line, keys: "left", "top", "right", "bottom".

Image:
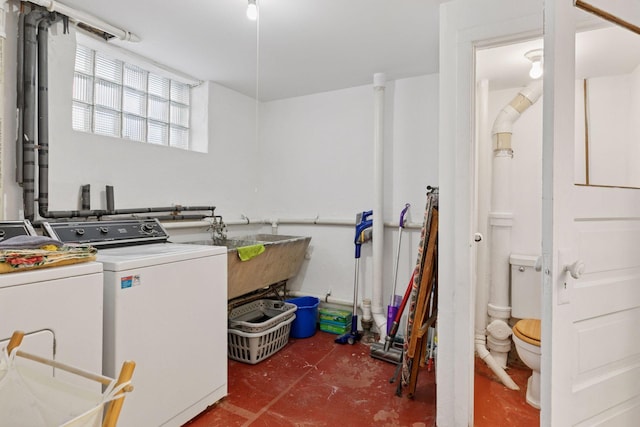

{"left": 72, "top": 45, "right": 191, "bottom": 149}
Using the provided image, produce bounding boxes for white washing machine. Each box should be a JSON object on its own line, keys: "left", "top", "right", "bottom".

{"left": 0, "top": 221, "right": 103, "bottom": 389}
{"left": 44, "top": 219, "right": 228, "bottom": 427}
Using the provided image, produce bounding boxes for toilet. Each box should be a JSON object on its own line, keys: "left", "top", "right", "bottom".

{"left": 509, "top": 254, "right": 541, "bottom": 409}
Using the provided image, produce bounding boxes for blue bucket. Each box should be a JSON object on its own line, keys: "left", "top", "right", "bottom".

{"left": 286, "top": 296, "right": 319, "bottom": 338}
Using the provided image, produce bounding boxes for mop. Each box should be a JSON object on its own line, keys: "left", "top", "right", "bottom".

{"left": 335, "top": 210, "right": 373, "bottom": 345}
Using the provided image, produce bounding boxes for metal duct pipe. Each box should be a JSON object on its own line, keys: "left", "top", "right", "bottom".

{"left": 22, "top": 9, "right": 48, "bottom": 221}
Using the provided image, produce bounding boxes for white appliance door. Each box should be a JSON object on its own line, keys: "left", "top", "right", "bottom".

{"left": 104, "top": 253, "right": 227, "bottom": 427}
{"left": 544, "top": 2, "right": 640, "bottom": 425}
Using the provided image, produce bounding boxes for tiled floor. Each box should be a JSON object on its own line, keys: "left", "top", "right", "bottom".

{"left": 184, "top": 331, "right": 539, "bottom": 427}
{"left": 185, "top": 331, "right": 436, "bottom": 426}
{"left": 474, "top": 356, "right": 540, "bottom": 427}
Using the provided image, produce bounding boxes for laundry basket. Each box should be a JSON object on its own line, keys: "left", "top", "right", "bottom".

{"left": 0, "top": 330, "right": 135, "bottom": 427}
{"left": 228, "top": 315, "right": 295, "bottom": 364}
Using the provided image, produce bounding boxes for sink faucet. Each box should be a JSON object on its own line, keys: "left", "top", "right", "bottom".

{"left": 209, "top": 215, "right": 227, "bottom": 245}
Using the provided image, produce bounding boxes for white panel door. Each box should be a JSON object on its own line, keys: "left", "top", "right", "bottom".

{"left": 543, "top": 2, "right": 640, "bottom": 425}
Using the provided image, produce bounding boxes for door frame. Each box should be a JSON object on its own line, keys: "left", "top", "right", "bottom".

{"left": 438, "top": 1, "right": 543, "bottom": 425}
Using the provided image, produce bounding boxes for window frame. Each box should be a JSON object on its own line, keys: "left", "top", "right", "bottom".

{"left": 72, "top": 36, "right": 192, "bottom": 150}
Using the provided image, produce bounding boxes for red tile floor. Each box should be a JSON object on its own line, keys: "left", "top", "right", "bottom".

{"left": 184, "top": 331, "right": 539, "bottom": 427}
{"left": 185, "top": 331, "right": 436, "bottom": 426}
{"left": 474, "top": 356, "right": 540, "bottom": 427}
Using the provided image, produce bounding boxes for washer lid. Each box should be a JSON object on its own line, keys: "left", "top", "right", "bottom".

{"left": 513, "top": 318, "right": 541, "bottom": 346}
{"left": 97, "top": 242, "right": 226, "bottom": 271}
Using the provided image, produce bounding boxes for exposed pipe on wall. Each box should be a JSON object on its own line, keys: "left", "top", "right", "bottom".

{"left": 27, "top": 0, "right": 140, "bottom": 42}
{"left": 484, "top": 80, "right": 542, "bottom": 385}
{"left": 16, "top": 6, "right": 27, "bottom": 184}
{"left": 372, "top": 72, "right": 387, "bottom": 341}
{"left": 37, "top": 14, "right": 60, "bottom": 220}
{"left": 22, "top": 8, "right": 49, "bottom": 220}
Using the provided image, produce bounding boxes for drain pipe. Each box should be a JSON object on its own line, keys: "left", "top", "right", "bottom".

{"left": 37, "top": 14, "right": 61, "bottom": 220}
{"left": 475, "top": 80, "right": 519, "bottom": 391}
{"left": 486, "top": 80, "right": 543, "bottom": 371}
{"left": 16, "top": 7, "right": 27, "bottom": 184}
{"left": 372, "top": 73, "right": 386, "bottom": 341}
{"left": 22, "top": 9, "right": 49, "bottom": 221}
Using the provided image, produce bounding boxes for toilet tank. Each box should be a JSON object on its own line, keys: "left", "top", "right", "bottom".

{"left": 510, "top": 254, "right": 541, "bottom": 319}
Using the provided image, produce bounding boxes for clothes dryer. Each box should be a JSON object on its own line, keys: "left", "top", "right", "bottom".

{"left": 0, "top": 221, "right": 103, "bottom": 389}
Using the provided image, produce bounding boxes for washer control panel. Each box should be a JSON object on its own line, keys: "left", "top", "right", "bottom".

{"left": 0, "top": 220, "right": 38, "bottom": 241}
{"left": 42, "top": 219, "right": 169, "bottom": 247}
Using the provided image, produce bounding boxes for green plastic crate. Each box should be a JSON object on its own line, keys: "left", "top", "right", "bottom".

{"left": 319, "top": 320, "right": 351, "bottom": 335}
{"left": 318, "top": 308, "right": 352, "bottom": 325}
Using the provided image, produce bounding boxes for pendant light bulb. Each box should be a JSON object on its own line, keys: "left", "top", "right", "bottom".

{"left": 529, "top": 61, "right": 543, "bottom": 79}
{"left": 247, "top": 0, "right": 258, "bottom": 21}
{"left": 525, "top": 49, "right": 543, "bottom": 80}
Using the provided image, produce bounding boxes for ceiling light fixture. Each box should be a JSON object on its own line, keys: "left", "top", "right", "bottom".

{"left": 525, "top": 49, "right": 543, "bottom": 79}
{"left": 246, "top": 0, "right": 258, "bottom": 21}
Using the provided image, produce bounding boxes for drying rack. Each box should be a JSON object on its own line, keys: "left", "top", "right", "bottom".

{"left": 1, "top": 330, "right": 135, "bottom": 427}
{"left": 399, "top": 187, "right": 439, "bottom": 398}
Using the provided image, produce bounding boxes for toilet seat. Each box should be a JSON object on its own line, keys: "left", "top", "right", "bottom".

{"left": 513, "top": 319, "right": 541, "bottom": 347}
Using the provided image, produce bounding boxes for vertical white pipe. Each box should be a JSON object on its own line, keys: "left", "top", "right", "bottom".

{"left": 475, "top": 80, "right": 491, "bottom": 336}
{"left": 474, "top": 80, "right": 519, "bottom": 390}
{"left": 372, "top": 73, "right": 386, "bottom": 340}
{"left": 486, "top": 80, "right": 542, "bottom": 368}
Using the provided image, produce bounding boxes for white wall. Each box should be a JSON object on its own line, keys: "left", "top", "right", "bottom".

{"left": 1, "top": 7, "right": 439, "bottom": 310}
{"left": 257, "top": 74, "right": 438, "bottom": 304}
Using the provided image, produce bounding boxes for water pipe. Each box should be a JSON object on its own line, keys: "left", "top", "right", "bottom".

{"left": 372, "top": 73, "right": 387, "bottom": 341}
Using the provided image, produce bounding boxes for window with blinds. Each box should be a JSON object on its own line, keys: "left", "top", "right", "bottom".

{"left": 72, "top": 44, "right": 190, "bottom": 150}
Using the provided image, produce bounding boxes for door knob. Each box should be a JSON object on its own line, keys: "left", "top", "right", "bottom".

{"left": 563, "top": 260, "right": 585, "bottom": 280}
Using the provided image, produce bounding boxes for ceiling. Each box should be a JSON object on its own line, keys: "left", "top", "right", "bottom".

{"left": 57, "top": 0, "right": 442, "bottom": 101}
{"left": 44, "top": 1, "right": 640, "bottom": 101}
{"left": 476, "top": 18, "right": 640, "bottom": 92}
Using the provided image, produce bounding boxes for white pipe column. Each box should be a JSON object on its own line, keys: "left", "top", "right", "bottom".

{"left": 475, "top": 80, "right": 519, "bottom": 390}
{"left": 487, "top": 81, "right": 543, "bottom": 368}
{"left": 372, "top": 73, "right": 386, "bottom": 340}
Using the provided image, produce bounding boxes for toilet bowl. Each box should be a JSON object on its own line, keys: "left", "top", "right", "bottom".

{"left": 512, "top": 318, "right": 541, "bottom": 409}
{"left": 509, "top": 255, "right": 541, "bottom": 409}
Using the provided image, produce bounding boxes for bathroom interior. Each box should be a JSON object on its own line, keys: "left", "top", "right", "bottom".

{"left": 2, "top": 0, "right": 640, "bottom": 425}
{"left": 473, "top": 9, "right": 640, "bottom": 424}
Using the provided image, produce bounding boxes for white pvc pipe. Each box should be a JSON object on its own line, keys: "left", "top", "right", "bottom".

{"left": 28, "top": 0, "right": 140, "bottom": 42}
{"left": 372, "top": 73, "right": 386, "bottom": 341}
{"left": 475, "top": 333, "right": 519, "bottom": 390}
{"left": 486, "top": 80, "right": 543, "bottom": 371}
